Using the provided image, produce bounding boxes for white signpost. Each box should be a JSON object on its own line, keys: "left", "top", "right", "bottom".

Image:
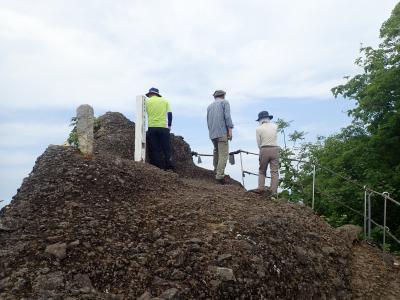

{"left": 134, "top": 95, "right": 147, "bottom": 162}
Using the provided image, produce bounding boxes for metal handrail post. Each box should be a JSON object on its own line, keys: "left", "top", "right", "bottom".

{"left": 368, "top": 192, "right": 372, "bottom": 240}
{"left": 363, "top": 186, "right": 367, "bottom": 238}
{"left": 383, "top": 192, "right": 389, "bottom": 251}
{"left": 239, "top": 152, "right": 245, "bottom": 187}
{"left": 312, "top": 164, "right": 316, "bottom": 210}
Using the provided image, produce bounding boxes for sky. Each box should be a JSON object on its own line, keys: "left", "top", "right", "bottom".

{"left": 0, "top": 0, "right": 398, "bottom": 208}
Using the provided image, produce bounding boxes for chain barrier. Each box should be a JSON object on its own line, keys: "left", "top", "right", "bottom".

{"left": 192, "top": 149, "right": 400, "bottom": 251}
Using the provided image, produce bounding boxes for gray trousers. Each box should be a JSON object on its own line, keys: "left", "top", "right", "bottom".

{"left": 258, "top": 146, "right": 280, "bottom": 193}
{"left": 212, "top": 135, "right": 229, "bottom": 180}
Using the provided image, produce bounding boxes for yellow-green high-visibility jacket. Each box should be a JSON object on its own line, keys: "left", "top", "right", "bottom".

{"left": 146, "top": 96, "right": 172, "bottom": 128}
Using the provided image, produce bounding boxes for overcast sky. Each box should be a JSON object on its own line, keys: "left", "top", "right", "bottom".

{"left": 0, "top": 0, "right": 398, "bottom": 207}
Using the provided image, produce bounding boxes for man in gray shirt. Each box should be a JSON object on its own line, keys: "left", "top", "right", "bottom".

{"left": 207, "top": 90, "right": 234, "bottom": 184}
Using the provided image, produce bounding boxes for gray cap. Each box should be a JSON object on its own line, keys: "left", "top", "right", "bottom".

{"left": 213, "top": 90, "right": 226, "bottom": 97}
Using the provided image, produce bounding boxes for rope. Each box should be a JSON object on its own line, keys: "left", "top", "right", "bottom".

{"left": 314, "top": 187, "right": 365, "bottom": 217}
{"left": 191, "top": 151, "right": 213, "bottom": 157}
{"left": 191, "top": 148, "right": 400, "bottom": 247}
{"left": 192, "top": 149, "right": 400, "bottom": 204}
{"left": 368, "top": 218, "right": 400, "bottom": 245}
{"left": 243, "top": 170, "right": 271, "bottom": 179}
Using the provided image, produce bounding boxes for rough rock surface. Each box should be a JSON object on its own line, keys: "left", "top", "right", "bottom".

{"left": 0, "top": 143, "right": 353, "bottom": 299}
{"left": 93, "top": 112, "right": 216, "bottom": 182}
{"left": 93, "top": 112, "right": 136, "bottom": 160}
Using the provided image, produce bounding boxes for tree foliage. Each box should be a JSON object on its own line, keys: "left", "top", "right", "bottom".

{"left": 279, "top": 3, "right": 400, "bottom": 252}
{"left": 67, "top": 117, "right": 101, "bottom": 148}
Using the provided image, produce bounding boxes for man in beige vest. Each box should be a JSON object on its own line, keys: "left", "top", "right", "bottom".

{"left": 255, "top": 111, "right": 279, "bottom": 195}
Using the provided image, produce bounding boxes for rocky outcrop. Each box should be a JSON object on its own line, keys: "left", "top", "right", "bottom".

{"left": 93, "top": 112, "right": 136, "bottom": 159}
{"left": 0, "top": 144, "right": 352, "bottom": 299}
{"left": 93, "top": 112, "right": 216, "bottom": 182}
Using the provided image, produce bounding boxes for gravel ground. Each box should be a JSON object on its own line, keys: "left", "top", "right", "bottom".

{"left": 0, "top": 145, "right": 352, "bottom": 299}
{"left": 0, "top": 112, "right": 396, "bottom": 299}
{"left": 350, "top": 241, "right": 400, "bottom": 300}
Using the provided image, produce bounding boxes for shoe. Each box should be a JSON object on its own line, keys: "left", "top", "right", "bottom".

{"left": 216, "top": 178, "right": 226, "bottom": 185}
{"left": 223, "top": 175, "right": 231, "bottom": 184}
{"left": 251, "top": 189, "right": 264, "bottom": 194}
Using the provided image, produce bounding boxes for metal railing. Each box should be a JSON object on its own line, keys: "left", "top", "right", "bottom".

{"left": 192, "top": 149, "right": 400, "bottom": 252}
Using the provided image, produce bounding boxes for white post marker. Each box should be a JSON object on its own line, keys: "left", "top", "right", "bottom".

{"left": 135, "top": 95, "right": 147, "bottom": 162}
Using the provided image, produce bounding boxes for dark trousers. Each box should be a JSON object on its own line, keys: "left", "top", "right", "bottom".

{"left": 146, "top": 127, "right": 172, "bottom": 170}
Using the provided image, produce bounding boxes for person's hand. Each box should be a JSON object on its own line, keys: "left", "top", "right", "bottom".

{"left": 227, "top": 128, "right": 233, "bottom": 141}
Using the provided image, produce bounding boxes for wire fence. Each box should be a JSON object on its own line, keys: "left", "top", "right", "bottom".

{"left": 192, "top": 149, "right": 400, "bottom": 252}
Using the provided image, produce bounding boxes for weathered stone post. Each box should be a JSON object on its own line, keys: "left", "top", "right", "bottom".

{"left": 76, "top": 104, "right": 94, "bottom": 156}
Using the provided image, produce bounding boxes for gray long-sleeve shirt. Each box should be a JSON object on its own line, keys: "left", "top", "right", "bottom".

{"left": 207, "top": 99, "right": 234, "bottom": 140}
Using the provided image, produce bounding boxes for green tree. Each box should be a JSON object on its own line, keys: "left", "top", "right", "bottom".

{"left": 278, "top": 4, "right": 400, "bottom": 252}
{"left": 276, "top": 118, "right": 292, "bottom": 149}
{"left": 303, "top": 3, "right": 400, "bottom": 251}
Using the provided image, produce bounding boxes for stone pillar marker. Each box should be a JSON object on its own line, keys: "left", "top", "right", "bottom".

{"left": 76, "top": 104, "right": 94, "bottom": 156}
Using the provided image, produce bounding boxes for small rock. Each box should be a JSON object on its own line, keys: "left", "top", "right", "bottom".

{"left": 188, "top": 238, "right": 202, "bottom": 244}
{"left": 336, "top": 225, "right": 362, "bottom": 246}
{"left": 137, "top": 291, "right": 152, "bottom": 300}
{"left": 38, "top": 267, "right": 50, "bottom": 275}
{"left": 73, "top": 273, "right": 93, "bottom": 290}
{"left": 58, "top": 222, "right": 69, "bottom": 228}
{"left": 0, "top": 223, "right": 12, "bottom": 231}
{"left": 11, "top": 278, "right": 28, "bottom": 292}
{"left": 47, "top": 235, "right": 62, "bottom": 242}
{"left": 0, "top": 277, "right": 12, "bottom": 290}
{"left": 170, "top": 269, "right": 186, "bottom": 280}
{"left": 217, "top": 253, "right": 232, "bottom": 263}
{"left": 79, "top": 286, "right": 92, "bottom": 293}
{"left": 155, "top": 239, "right": 166, "bottom": 247}
{"left": 33, "top": 271, "right": 65, "bottom": 292}
{"left": 153, "top": 228, "right": 162, "bottom": 239}
{"left": 321, "top": 246, "right": 335, "bottom": 256}
{"left": 45, "top": 242, "right": 67, "bottom": 260}
{"left": 382, "top": 252, "right": 395, "bottom": 266}
{"left": 257, "top": 270, "right": 265, "bottom": 278}
{"left": 159, "top": 288, "right": 179, "bottom": 299}
{"left": 189, "top": 244, "right": 201, "bottom": 252}
{"left": 209, "top": 279, "right": 221, "bottom": 289}
{"left": 294, "top": 246, "right": 309, "bottom": 264}
{"left": 210, "top": 266, "right": 236, "bottom": 281}
{"left": 68, "top": 240, "right": 80, "bottom": 248}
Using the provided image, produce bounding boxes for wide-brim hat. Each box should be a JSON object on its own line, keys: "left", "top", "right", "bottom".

{"left": 146, "top": 87, "right": 161, "bottom": 97}
{"left": 213, "top": 90, "right": 226, "bottom": 97}
{"left": 256, "top": 111, "right": 273, "bottom": 121}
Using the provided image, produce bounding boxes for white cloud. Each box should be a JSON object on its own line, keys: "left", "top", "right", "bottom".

{"left": 0, "top": 0, "right": 397, "bottom": 115}
{"left": 0, "top": 122, "right": 70, "bottom": 147}
{"left": 0, "top": 0, "right": 397, "bottom": 205}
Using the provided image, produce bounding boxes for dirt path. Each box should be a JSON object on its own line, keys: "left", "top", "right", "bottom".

{"left": 351, "top": 242, "right": 400, "bottom": 300}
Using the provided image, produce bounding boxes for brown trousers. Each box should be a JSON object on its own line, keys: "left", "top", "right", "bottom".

{"left": 258, "top": 146, "right": 279, "bottom": 193}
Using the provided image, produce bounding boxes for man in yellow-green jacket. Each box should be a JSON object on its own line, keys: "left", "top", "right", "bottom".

{"left": 145, "top": 87, "right": 174, "bottom": 170}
